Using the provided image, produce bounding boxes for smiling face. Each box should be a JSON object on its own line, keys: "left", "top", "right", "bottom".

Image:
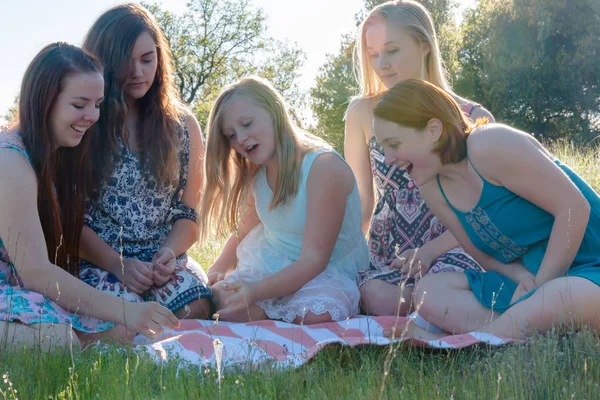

{"left": 49, "top": 71, "right": 104, "bottom": 149}
{"left": 123, "top": 31, "right": 158, "bottom": 101}
{"left": 365, "top": 19, "right": 429, "bottom": 89}
{"left": 220, "top": 94, "right": 277, "bottom": 165}
{"left": 373, "top": 117, "right": 443, "bottom": 186}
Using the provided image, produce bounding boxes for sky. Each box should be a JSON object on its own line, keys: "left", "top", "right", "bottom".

{"left": 0, "top": 0, "right": 476, "bottom": 124}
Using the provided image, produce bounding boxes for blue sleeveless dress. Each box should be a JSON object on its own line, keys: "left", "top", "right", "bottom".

{"left": 0, "top": 132, "right": 114, "bottom": 332}
{"left": 437, "top": 157, "right": 600, "bottom": 313}
{"left": 223, "top": 148, "right": 369, "bottom": 322}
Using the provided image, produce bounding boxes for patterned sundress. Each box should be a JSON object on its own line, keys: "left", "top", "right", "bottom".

{"left": 80, "top": 121, "right": 211, "bottom": 313}
{"left": 357, "top": 103, "right": 484, "bottom": 288}
{"left": 0, "top": 132, "right": 114, "bottom": 333}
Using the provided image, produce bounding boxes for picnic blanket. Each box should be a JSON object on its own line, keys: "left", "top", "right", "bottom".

{"left": 132, "top": 316, "right": 519, "bottom": 372}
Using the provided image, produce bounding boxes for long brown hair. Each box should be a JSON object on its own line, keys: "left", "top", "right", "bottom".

{"left": 373, "top": 79, "right": 487, "bottom": 164}
{"left": 83, "top": 3, "right": 185, "bottom": 194}
{"left": 16, "top": 42, "right": 102, "bottom": 274}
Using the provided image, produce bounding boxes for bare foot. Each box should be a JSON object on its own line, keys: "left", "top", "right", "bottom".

{"left": 383, "top": 319, "right": 446, "bottom": 342}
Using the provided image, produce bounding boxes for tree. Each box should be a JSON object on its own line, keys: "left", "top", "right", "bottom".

{"left": 144, "top": 0, "right": 306, "bottom": 129}
{"left": 310, "top": 36, "right": 358, "bottom": 152}
{"left": 455, "top": 0, "right": 600, "bottom": 142}
{"left": 1, "top": 97, "right": 18, "bottom": 128}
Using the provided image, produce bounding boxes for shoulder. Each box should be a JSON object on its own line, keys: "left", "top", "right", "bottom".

{"left": 346, "top": 97, "right": 373, "bottom": 122}
{"left": 467, "top": 123, "right": 540, "bottom": 172}
{"left": 181, "top": 112, "right": 204, "bottom": 149}
{"left": 0, "top": 148, "right": 37, "bottom": 191}
{"left": 307, "top": 149, "right": 354, "bottom": 194}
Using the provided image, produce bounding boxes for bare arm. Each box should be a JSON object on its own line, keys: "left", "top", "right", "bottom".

{"left": 0, "top": 150, "right": 177, "bottom": 331}
{"left": 420, "top": 179, "right": 532, "bottom": 284}
{"left": 468, "top": 124, "right": 589, "bottom": 286}
{"left": 345, "top": 99, "right": 374, "bottom": 234}
{"left": 253, "top": 153, "right": 355, "bottom": 300}
{"left": 161, "top": 114, "right": 204, "bottom": 256}
{"left": 207, "top": 184, "right": 261, "bottom": 283}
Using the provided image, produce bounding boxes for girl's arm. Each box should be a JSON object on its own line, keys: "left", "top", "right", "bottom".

{"left": 345, "top": 98, "right": 375, "bottom": 234}
{"left": 0, "top": 150, "right": 178, "bottom": 336}
{"left": 160, "top": 114, "right": 204, "bottom": 256}
{"left": 468, "top": 125, "right": 590, "bottom": 286}
{"left": 207, "top": 184, "right": 261, "bottom": 284}
{"left": 251, "top": 152, "right": 355, "bottom": 300}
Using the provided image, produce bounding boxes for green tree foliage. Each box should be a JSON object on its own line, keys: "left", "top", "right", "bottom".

{"left": 456, "top": 0, "right": 600, "bottom": 142}
{"left": 144, "top": 0, "right": 306, "bottom": 130}
{"left": 309, "top": 36, "right": 358, "bottom": 152}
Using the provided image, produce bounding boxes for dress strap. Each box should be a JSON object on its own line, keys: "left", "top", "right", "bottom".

{"left": 436, "top": 175, "right": 457, "bottom": 211}
{"left": 466, "top": 155, "right": 485, "bottom": 180}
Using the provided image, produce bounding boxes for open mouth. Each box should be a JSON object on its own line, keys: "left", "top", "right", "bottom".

{"left": 71, "top": 125, "right": 88, "bottom": 134}
{"left": 397, "top": 161, "right": 413, "bottom": 175}
{"left": 246, "top": 144, "right": 258, "bottom": 155}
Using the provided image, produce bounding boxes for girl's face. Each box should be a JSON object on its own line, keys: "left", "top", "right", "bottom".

{"left": 221, "top": 94, "right": 277, "bottom": 166}
{"left": 124, "top": 31, "right": 158, "bottom": 101}
{"left": 373, "top": 117, "right": 442, "bottom": 187}
{"left": 50, "top": 71, "right": 104, "bottom": 149}
{"left": 365, "top": 20, "right": 429, "bottom": 89}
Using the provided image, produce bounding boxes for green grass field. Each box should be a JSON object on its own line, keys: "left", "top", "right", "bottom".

{"left": 2, "top": 142, "right": 600, "bottom": 399}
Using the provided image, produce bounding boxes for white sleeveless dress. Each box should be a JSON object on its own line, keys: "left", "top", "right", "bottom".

{"left": 224, "top": 148, "right": 368, "bottom": 322}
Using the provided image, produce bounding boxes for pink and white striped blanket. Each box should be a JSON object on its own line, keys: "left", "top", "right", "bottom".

{"left": 132, "top": 316, "right": 518, "bottom": 371}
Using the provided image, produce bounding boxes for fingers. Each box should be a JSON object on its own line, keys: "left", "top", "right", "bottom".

{"left": 132, "top": 268, "right": 154, "bottom": 287}
{"left": 208, "top": 273, "right": 224, "bottom": 285}
{"left": 224, "top": 280, "right": 243, "bottom": 292}
{"left": 153, "top": 307, "right": 180, "bottom": 330}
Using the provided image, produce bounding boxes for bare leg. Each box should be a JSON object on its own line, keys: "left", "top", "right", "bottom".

{"left": 175, "top": 297, "right": 211, "bottom": 320}
{"left": 77, "top": 324, "right": 136, "bottom": 347}
{"left": 413, "top": 272, "right": 499, "bottom": 334}
{"left": 0, "top": 322, "right": 81, "bottom": 352}
{"left": 479, "top": 277, "right": 600, "bottom": 339}
{"left": 360, "top": 279, "right": 414, "bottom": 316}
{"left": 293, "top": 311, "right": 333, "bottom": 325}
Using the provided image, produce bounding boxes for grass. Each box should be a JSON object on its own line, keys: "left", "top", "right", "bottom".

{"left": 2, "top": 142, "right": 600, "bottom": 399}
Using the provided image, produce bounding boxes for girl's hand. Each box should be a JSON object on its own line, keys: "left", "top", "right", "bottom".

{"left": 391, "top": 248, "right": 433, "bottom": 278}
{"left": 116, "top": 258, "right": 155, "bottom": 294}
{"left": 123, "top": 301, "right": 180, "bottom": 338}
{"left": 510, "top": 275, "right": 537, "bottom": 305}
{"left": 207, "top": 270, "right": 226, "bottom": 285}
{"left": 214, "top": 280, "right": 259, "bottom": 320}
{"left": 152, "top": 247, "right": 176, "bottom": 287}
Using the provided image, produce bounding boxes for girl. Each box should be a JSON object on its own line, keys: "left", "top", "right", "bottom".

{"left": 0, "top": 42, "right": 178, "bottom": 351}
{"left": 374, "top": 79, "right": 600, "bottom": 340}
{"left": 200, "top": 76, "right": 368, "bottom": 324}
{"left": 79, "top": 3, "right": 211, "bottom": 319}
{"left": 346, "top": 0, "right": 494, "bottom": 316}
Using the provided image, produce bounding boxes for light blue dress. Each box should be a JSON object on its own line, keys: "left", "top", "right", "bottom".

{"left": 225, "top": 147, "right": 369, "bottom": 322}
{"left": 437, "top": 156, "right": 600, "bottom": 313}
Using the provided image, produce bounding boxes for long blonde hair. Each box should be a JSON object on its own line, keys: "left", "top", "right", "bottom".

{"left": 355, "top": 0, "right": 451, "bottom": 99}
{"left": 199, "top": 76, "right": 328, "bottom": 242}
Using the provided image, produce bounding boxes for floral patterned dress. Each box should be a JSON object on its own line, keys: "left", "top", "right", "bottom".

{"left": 357, "top": 103, "right": 484, "bottom": 288}
{"left": 80, "top": 121, "right": 211, "bottom": 313}
{"left": 0, "top": 132, "right": 114, "bottom": 333}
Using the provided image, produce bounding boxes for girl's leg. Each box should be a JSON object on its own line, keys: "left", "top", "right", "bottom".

{"left": 360, "top": 279, "right": 413, "bottom": 316}
{"left": 0, "top": 322, "right": 81, "bottom": 352}
{"left": 293, "top": 312, "right": 333, "bottom": 325}
{"left": 174, "top": 297, "right": 211, "bottom": 320}
{"left": 76, "top": 324, "right": 136, "bottom": 347}
{"left": 413, "top": 271, "right": 499, "bottom": 334}
{"left": 480, "top": 276, "right": 600, "bottom": 339}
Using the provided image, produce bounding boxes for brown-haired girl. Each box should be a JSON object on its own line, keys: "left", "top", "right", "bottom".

{"left": 80, "top": 3, "right": 211, "bottom": 319}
